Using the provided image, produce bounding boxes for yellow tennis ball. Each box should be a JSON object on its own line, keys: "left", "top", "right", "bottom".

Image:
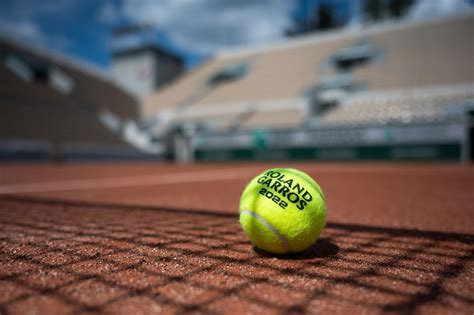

{"left": 239, "top": 168, "right": 327, "bottom": 254}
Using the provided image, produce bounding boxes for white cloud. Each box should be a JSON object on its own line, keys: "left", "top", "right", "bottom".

{"left": 0, "top": 1, "right": 74, "bottom": 51}
{"left": 0, "top": 19, "right": 46, "bottom": 43}
{"left": 118, "top": 0, "right": 296, "bottom": 53}
{"left": 99, "top": 1, "right": 121, "bottom": 25}
{"left": 407, "top": 0, "right": 472, "bottom": 21}
{"left": 0, "top": 19, "right": 71, "bottom": 51}
{"left": 0, "top": 0, "right": 75, "bottom": 21}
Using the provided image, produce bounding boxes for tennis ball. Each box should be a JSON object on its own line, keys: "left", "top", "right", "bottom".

{"left": 239, "top": 168, "right": 327, "bottom": 254}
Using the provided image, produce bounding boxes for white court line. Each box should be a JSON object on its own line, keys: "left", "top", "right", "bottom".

{"left": 0, "top": 167, "right": 264, "bottom": 195}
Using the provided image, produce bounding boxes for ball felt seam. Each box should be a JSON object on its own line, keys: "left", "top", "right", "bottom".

{"left": 240, "top": 209, "right": 291, "bottom": 252}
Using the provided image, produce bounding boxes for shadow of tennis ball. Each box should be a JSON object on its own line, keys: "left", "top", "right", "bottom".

{"left": 253, "top": 238, "right": 339, "bottom": 260}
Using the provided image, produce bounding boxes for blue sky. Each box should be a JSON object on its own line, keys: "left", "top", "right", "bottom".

{"left": 0, "top": 0, "right": 349, "bottom": 70}
{"left": 0, "top": 0, "right": 471, "bottom": 71}
{"left": 0, "top": 0, "right": 115, "bottom": 68}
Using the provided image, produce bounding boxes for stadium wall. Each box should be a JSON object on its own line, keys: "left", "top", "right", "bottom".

{"left": 190, "top": 120, "right": 468, "bottom": 162}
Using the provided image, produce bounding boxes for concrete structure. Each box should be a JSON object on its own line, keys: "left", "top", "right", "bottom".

{"left": 139, "top": 12, "right": 474, "bottom": 162}
{"left": 112, "top": 46, "right": 183, "bottom": 97}
{"left": 0, "top": 34, "right": 162, "bottom": 160}
{"left": 143, "top": 12, "right": 474, "bottom": 133}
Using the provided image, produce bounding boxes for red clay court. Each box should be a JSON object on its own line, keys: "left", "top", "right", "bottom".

{"left": 0, "top": 162, "right": 473, "bottom": 314}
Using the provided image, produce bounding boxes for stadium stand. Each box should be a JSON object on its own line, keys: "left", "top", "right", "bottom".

{"left": 0, "top": 35, "right": 162, "bottom": 160}
{"left": 144, "top": 12, "right": 473, "bottom": 131}
{"left": 142, "top": 12, "right": 474, "bottom": 162}
{"left": 321, "top": 84, "right": 474, "bottom": 126}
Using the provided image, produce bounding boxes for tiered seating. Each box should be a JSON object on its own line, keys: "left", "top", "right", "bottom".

{"left": 321, "top": 85, "right": 474, "bottom": 126}
{"left": 143, "top": 13, "right": 473, "bottom": 134}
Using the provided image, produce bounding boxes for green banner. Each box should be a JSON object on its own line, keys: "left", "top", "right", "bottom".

{"left": 195, "top": 144, "right": 461, "bottom": 161}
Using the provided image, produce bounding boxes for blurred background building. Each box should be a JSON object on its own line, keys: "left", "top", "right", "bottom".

{"left": 110, "top": 25, "right": 184, "bottom": 97}
{"left": 0, "top": 0, "right": 473, "bottom": 162}
{"left": 144, "top": 12, "right": 474, "bottom": 162}
{"left": 0, "top": 34, "right": 165, "bottom": 160}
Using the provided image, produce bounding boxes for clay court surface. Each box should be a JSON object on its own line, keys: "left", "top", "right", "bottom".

{"left": 0, "top": 162, "right": 473, "bottom": 314}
